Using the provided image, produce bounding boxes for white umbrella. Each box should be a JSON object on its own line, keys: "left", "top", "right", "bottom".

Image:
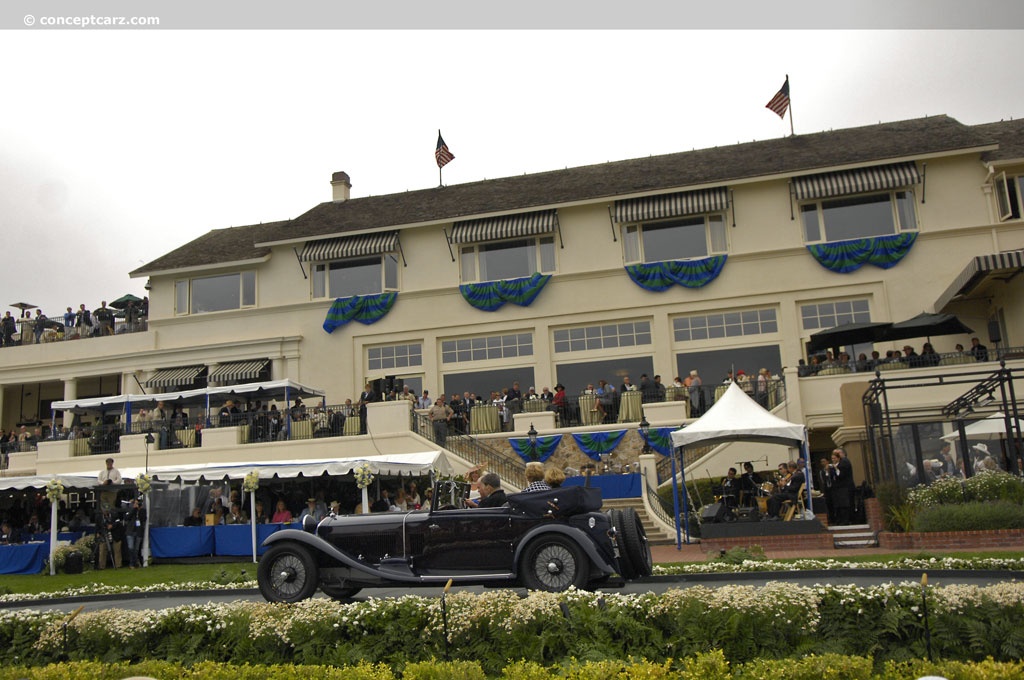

{"left": 942, "top": 413, "right": 1024, "bottom": 441}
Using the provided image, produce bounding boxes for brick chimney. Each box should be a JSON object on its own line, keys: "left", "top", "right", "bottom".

{"left": 331, "top": 171, "right": 351, "bottom": 202}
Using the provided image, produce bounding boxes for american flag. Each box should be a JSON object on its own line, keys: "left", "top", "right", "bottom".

{"left": 435, "top": 132, "right": 455, "bottom": 168}
{"left": 765, "top": 77, "right": 790, "bottom": 118}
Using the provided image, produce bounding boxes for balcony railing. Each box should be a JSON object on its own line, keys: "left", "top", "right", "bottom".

{"left": 3, "top": 317, "right": 149, "bottom": 346}
{"left": 799, "top": 346, "right": 1024, "bottom": 377}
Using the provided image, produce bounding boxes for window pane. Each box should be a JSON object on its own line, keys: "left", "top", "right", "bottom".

{"left": 554, "top": 340, "right": 570, "bottom": 353}
{"left": 384, "top": 254, "right": 399, "bottom": 290}
{"left": 328, "top": 258, "right": 381, "bottom": 297}
{"left": 896, "top": 191, "right": 917, "bottom": 231}
{"left": 539, "top": 237, "right": 556, "bottom": 272}
{"left": 852, "top": 299, "right": 869, "bottom": 314}
{"left": 368, "top": 347, "right": 381, "bottom": 360}
{"left": 190, "top": 274, "right": 240, "bottom": 314}
{"left": 241, "top": 271, "right": 256, "bottom": 307}
{"left": 642, "top": 217, "right": 707, "bottom": 261}
{"left": 553, "top": 329, "right": 568, "bottom": 343}
{"left": 460, "top": 247, "right": 477, "bottom": 282}
{"left": 312, "top": 265, "right": 327, "bottom": 299}
{"left": 479, "top": 239, "right": 534, "bottom": 281}
{"left": 708, "top": 215, "right": 727, "bottom": 253}
{"left": 820, "top": 193, "right": 895, "bottom": 240}
{"left": 801, "top": 204, "right": 821, "bottom": 242}
{"left": 762, "top": 319, "right": 778, "bottom": 333}
{"left": 622, "top": 225, "right": 641, "bottom": 263}
{"left": 472, "top": 347, "right": 487, "bottom": 361}
{"left": 175, "top": 280, "right": 188, "bottom": 315}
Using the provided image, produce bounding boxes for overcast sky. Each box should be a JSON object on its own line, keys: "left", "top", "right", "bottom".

{"left": 2, "top": 29, "right": 1023, "bottom": 316}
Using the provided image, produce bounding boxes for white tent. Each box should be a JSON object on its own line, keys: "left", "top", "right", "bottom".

{"left": 120, "top": 451, "right": 449, "bottom": 482}
{"left": 670, "top": 382, "right": 805, "bottom": 448}
{"left": 667, "top": 382, "right": 808, "bottom": 547}
{"left": 51, "top": 379, "right": 326, "bottom": 413}
{"left": 941, "top": 412, "right": 1024, "bottom": 441}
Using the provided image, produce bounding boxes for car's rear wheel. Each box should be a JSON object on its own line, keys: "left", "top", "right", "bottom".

{"left": 320, "top": 584, "right": 363, "bottom": 601}
{"left": 258, "top": 543, "right": 320, "bottom": 603}
{"left": 609, "top": 509, "right": 637, "bottom": 579}
{"left": 520, "top": 535, "right": 590, "bottom": 592}
{"left": 618, "top": 507, "right": 652, "bottom": 578}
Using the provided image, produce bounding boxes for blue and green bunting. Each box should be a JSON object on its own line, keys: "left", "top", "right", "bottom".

{"left": 807, "top": 233, "right": 917, "bottom": 273}
{"left": 641, "top": 427, "right": 680, "bottom": 456}
{"left": 460, "top": 272, "right": 552, "bottom": 311}
{"left": 571, "top": 430, "right": 627, "bottom": 462}
{"left": 322, "top": 292, "right": 397, "bottom": 333}
{"left": 625, "top": 255, "right": 727, "bottom": 292}
{"left": 510, "top": 434, "right": 563, "bottom": 463}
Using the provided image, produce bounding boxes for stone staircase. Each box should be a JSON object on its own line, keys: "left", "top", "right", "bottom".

{"left": 829, "top": 523, "right": 878, "bottom": 548}
{"left": 602, "top": 498, "right": 677, "bottom": 545}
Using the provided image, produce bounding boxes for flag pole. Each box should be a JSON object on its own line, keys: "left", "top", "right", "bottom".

{"left": 786, "top": 74, "right": 794, "bottom": 136}
{"left": 438, "top": 129, "right": 443, "bottom": 187}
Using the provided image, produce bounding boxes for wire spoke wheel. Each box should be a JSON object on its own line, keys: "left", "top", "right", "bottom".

{"left": 258, "top": 543, "right": 319, "bottom": 602}
{"left": 521, "top": 536, "right": 588, "bottom": 592}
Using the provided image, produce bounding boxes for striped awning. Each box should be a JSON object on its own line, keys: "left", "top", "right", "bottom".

{"left": 793, "top": 161, "right": 920, "bottom": 201}
{"left": 613, "top": 187, "right": 728, "bottom": 224}
{"left": 299, "top": 231, "right": 398, "bottom": 262}
{"left": 145, "top": 366, "right": 205, "bottom": 388}
{"left": 449, "top": 209, "right": 557, "bottom": 244}
{"left": 934, "top": 248, "right": 1024, "bottom": 311}
{"left": 207, "top": 359, "right": 269, "bottom": 383}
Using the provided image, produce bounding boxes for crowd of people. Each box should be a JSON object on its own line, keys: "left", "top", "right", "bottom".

{"left": 799, "top": 337, "right": 990, "bottom": 376}
{"left": 0, "top": 299, "right": 148, "bottom": 347}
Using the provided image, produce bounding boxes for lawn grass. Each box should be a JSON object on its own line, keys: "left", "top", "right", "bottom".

{"left": 0, "top": 561, "right": 254, "bottom": 595}
{"left": 657, "top": 549, "right": 1024, "bottom": 567}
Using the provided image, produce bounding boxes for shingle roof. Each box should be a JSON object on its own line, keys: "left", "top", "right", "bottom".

{"left": 260, "top": 115, "right": 992, "bottom": 245}
{"left": 132, "top": 222, "right": 283, "bottom": 276}
{"left": 975, "top": 119, "right": 1024, "bottom": 162}
{"left": 135, "top": 115, "right": 999, "bottom": 274}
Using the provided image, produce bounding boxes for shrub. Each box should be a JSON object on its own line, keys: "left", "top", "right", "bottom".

{"left": 964, "top": 470, "right": 1024, "bottom": 505}
{"left": 885, "top": 504, "right": 917, "bottom": 533}
{"left": 713, "top": 546, "right": 766, "bottom": 564}
{"left": 913, "top": 500, "right": 1024, "bottom": 532}
{"left": 874, "top": 481, "right": 905, "bottom": 531}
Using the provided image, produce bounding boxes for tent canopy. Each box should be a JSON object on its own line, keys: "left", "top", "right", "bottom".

{"left": 0, "top": 474, "right": 100, "bottom": 492}
{"left": 51, "top": 379, "right": 327, "bottom": 414}
{"left": 670, "top": 382, "right": 805, "bottom": 449}
{"left": 941, "top": 413, "right": 1024, "bottom": 441}
{"left": 121, "top": 451, "right": 450, "bottom": 483}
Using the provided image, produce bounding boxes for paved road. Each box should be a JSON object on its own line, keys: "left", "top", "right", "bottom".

{"left": 9, "top": 570, "right": 1023, "bottom": 614}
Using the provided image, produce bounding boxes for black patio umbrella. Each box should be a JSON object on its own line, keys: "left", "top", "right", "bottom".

{"left": 807, "top": 321, "right": 894, "bottom": 353}
{"left": 108, "top": 294, "right": 143, "bottom": 310}
{"left": 884, "top": 312, "right": 973, "bottom": 343}
{"left": 9, "top": 302, "right": 37, "bottom": 312}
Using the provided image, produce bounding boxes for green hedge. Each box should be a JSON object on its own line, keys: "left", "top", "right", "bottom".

{"left": 2, "top": 655, "right": 1024, "bottom": 679}
{"left": 913, "top": 500, "right": 1024, "bottom": 532}
{"left": 4, "top": 584, "right": 1024, "bottom": 672}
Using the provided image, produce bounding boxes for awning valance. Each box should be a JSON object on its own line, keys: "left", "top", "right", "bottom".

{"left": 145, "top": 366, "right": 205, "bottom": 388}
{"left": 207, "top": 359, "right": 269, "bottom": 383}
{"left": 449, "top": 209, "right": 557, "bottom": 244}
{"left": 793, "top": 161, "right": 919, "bottom": 201}
{"left": 613, "top": 187, "right": 728, "bottom": 223}
{"left": 934, "top": 248, "right": 1024, "bottom": 311}
{"left": 299, "top": 231, "right": 398, "bottom": 262}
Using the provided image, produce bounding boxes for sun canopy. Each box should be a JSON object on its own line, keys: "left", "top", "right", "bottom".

{"left": 51, "top": 379, "right": 326, "bottom": 413}
{"left": 0, "top": 474, "right": 100, "bottom": 492}
{"left": 670, "top": 382, "right": 805, "bottom": 449}
{"left": 941, "top": 413, "right": 1024, "bottom": 441}
{"left": 119, "top": 451, "right": 450, "bottom": 483}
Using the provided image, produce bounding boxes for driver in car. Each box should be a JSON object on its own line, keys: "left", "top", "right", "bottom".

{"left": 465, "top": 472, "right": 507, "bottom": 508}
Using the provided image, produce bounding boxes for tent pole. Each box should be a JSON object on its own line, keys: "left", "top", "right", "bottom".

{"left": 670, "top": 448, "right": 682, "bottom": 549}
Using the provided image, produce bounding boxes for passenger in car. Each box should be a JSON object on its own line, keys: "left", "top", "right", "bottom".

{"left": 466, "top": 472, "right": 507, "bottom": 508}
{"left": 523, "top": 462, "right": 551, "bottom": 493}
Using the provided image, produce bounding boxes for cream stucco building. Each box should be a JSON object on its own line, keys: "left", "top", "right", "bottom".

{"left": 2, "top": 114, "right": 1023, "bottom": 486}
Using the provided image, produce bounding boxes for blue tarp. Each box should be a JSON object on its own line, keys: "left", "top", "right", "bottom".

{"left": 563, "top": 473, "right": 641, "bottom": 498}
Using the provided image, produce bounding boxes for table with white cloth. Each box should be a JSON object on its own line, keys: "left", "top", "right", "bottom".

{"left": 617, "top": 390, "right": 643, "bottom": 423}
{"left": 578, "top": 394, "right": 603, "bottom": 425}
{"left": 470, "top": 404, "right": 501, "bottom": 434}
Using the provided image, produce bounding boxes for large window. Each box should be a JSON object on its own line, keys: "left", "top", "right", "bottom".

{"left": 622, "top": 214, "right": 727, "bottom": 264}
{"left": 800, "top": 299, "right": 870, "bottom": 331}
{"left": 312, "top": 254, "right": 399, "bottom": 299}
{"left": 994, "top": 172, "right": 1024, "bottom": 221}
{"left": 367, "top": 343, "right": 423, "bottom": 371}
{"left": 800, "top": 191, "right": 917, "bottom": 243}
{"left": 175, "top": 272, "right": 256, "bottom": 315}
{"left": 553, "top": 322, "right": 651, "bottom": 354}
{"left": 441, "top": 333, "right": 533, "bottom": 364}
{"left": 674, "top": 308, "right": 778, "bottom": 342}
{"left": 460, "top": 237, "right": 555, "bottom": 283}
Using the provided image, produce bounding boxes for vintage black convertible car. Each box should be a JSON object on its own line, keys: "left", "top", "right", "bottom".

{"left": 257, "top": 482, "right": 652, "bottom": 602}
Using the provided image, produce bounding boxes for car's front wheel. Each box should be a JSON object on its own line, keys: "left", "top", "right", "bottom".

{"left": 258, "top": 543, "right": 320, "bottom": 603}
{"left": 520, "top": 535, "right": 590, "bottom": 592}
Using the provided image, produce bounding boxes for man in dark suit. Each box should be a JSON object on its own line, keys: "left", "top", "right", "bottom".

{"left": 358, "top": 382, "right": 377, "bottom": 434}
{"left": 467, "top": 472, "right": 507, "bottom": 508}
{"left": 766, "top": 461, "right": 805, "bottom": 519}
{"left": 829, "top": 448, "right": 857, "bottom": 525}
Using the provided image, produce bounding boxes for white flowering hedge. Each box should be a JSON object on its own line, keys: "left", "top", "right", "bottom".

{"left": 3, "top": 583, "right": 1024, "bottom": 672}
